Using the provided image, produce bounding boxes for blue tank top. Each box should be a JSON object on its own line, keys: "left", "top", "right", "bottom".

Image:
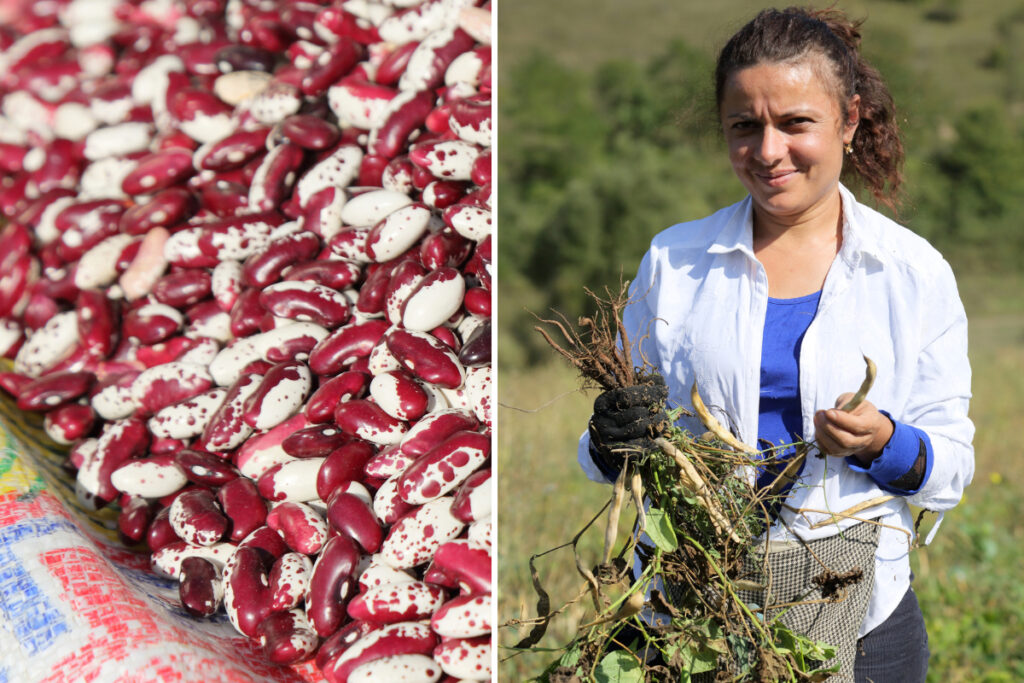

{"left": 757, "top": 290, "right": 821, "bottom": 491}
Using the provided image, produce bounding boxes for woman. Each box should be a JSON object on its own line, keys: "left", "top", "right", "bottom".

{"left": 579, "top": 7, "right": 974, "bottom": 681}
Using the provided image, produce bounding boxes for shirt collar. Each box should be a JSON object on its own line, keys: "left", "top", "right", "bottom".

{"left": 705, "top": 184, "right": 886, "bottom": 264}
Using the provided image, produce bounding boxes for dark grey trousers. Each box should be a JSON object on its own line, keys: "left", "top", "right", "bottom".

{"left": 854, "top": 586, "right": 930, "bottom": 683}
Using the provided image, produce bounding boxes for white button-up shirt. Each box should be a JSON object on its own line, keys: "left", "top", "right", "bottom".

{"left": 578, "top": 184, "right": 974, "bottom": 635}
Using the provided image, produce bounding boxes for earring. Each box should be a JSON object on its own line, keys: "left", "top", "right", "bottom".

{"left": 844, "top": 143, "right": 853, "bottom": 155}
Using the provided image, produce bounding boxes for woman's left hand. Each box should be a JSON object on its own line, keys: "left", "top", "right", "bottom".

{"left": 813, "top": 395, "right": 895, "bottom": 465}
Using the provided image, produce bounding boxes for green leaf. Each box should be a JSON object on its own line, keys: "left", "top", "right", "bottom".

{"left": 645, "top": 506, "right": 679, "bottom": 551}
{"left": 594, "top": 650, "right": 645, "bottom": 683}
{"left": 559, "top": 644, "right": 582, "bottom": 668}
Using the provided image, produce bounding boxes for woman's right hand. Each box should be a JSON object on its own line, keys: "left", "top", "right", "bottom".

{"left": 588, "top": 377, "right": 670, "bottom": 472}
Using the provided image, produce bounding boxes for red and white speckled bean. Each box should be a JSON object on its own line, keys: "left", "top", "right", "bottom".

{"left": 241, "top": 359, "right": 312, "bottom": 431}
{"left": 151, "top": 540, "right": 237, "bottom": 579}
{"left": 397, "top": 430, "right": 488, "bottom": 505}
{"left": 334, "top": 399, "right": 408, "bottom": 446}
{"left": 258, "top": 458, "right": 325, "bottom": 503}
{"left": 266, "top": 501, "right": 329, "bottom": 555}
{"left": 348, "top": 653, "right": 442, "bottom": 683}
{"left": 381, "top": 496, "right": 463, "bottom": 569}
{"left": 179, "top": 555, "right": 224, "bottom": 618}
{"left": 347, "top": 579, "right": 446, "bottom": 623}
{"left": 269, "top": 552, "right": 314, "bottom": 611}
{"left": 340, "top": 188, "right": 413, "bottom": 227}
{"left": 369, "top": 370, "right": 429, "bottom": 422}
{"left": 358, "top": 555, "right": 417, "bottom": 593}
{"left": 223, "top": 544, "right": 274, "bottom": 638}
{"left": 130, "top": 361, "right": 214, "bottom": 416}
{"left": 433, "top": 636, "right": 491, "bottom": 680}
{"left": 431, "top": 593, "right": 491, "bottom": 639}
{"left": 234, "top": 413, "right": 309, "bottom": 480}
{"left": 364, "top": 202, "right": 433, "bottom": 263}
{"left": 147, "top": 387, "right": 229, "bottom": 440}
{"left": 386, "top": 328, "right": 464, "bottom": 390}
{"left": 110, "top": 455, "right": 188, "bottom": 499}
{"left": 401, "top": 267, "right": 465, "bottom": 332}
{"left": 217, "top": 477, "right": 268, "bottom": 543}
{"left": 169, "top": 488, "right": 229, "bottom": 547}
{"left": 450, "top": 468, "right": 491, "bottom": 524}
{"left": 258, "top": 608, "right": 320, "bottom": 666}
{"left": 306, "top": 533, "right": 361, "bottom": 638}
{"left": 13, "top": 310, "right": 79, "bottom": 377}
{"left": 295, "top": 143, "right": 363, "bottom": 207}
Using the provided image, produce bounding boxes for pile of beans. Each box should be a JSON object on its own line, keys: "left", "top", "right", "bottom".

{"left": 0, "top": 0, "right": 492, "bottom": 680}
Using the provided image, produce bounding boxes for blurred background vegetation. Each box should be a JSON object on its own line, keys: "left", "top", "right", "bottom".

{"left": 497, "top": 0, "right": 1024, "bottom": 681}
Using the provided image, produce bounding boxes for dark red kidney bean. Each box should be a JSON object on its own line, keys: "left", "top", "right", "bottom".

{"left": 0, "top": 372, "right": 31, "bottom": 397}
{"left": 215, "top": 44, "right": 278, "bottom": 73}
{"left": 243, "top": 231, "right": 321, "bottom": 289}
{"left": 419, "top": 230, "right": 472, "bottom": 270}
{"left": 259, "top": 281, "right": 351, "bottom": 328}
{"left": 229, "top": 287, "right": 265, "bottom": 338}
{"left": 422, "top": 179, "right": 470, "bottom": 210}
{"left": 147, "top": 507, "right": 178, "bottom": 553}
{"left": 451, "top": 468, "right": 492, "bottom": 524}
{"left": 304, "top": 370, "right": 370, "bottom": 424}
{"left": 224, "top": 545, "right": 274, "bottom": 638}
{"left": 372, "top": 89, "right": 435, "bottom": 159}
{"left": 248, "top": 142, "right": 305, "bottom": 213}
{"left": 257, "top": 610, "right": 318, "bottom": 665}
{"left": 376, "top": 41, "right": 419, "bottom": 86}
{"left": 239, "top": 525, "right": 291, "bottom": 559}
{"left": 150, "top": 437, "right": 190, "bottom": 455}
{"left": 359, "top": 153, "right": 388, "bottom": 187}
{"left": 16, "top": 370, "right": 94, "bottom": 411}
{"left": 280, "top": 114, "right": 340, "bottom": 150}
{"left": 282, "top": 424, "right": 350, "bottom": 458}
{"left": 316, "top": 440, "right": 375, "bottom": 501}
{"left": 118, "top": 495, "right": 154, "bottom": 545}
{"left": 122, "top": 304, "right": 182, "bottom": 344}
{"left": 194, "top": 127, "right": 270, "bottom": 172}
{"left": 282, "top": 259, "right": 361, "bottom": 290}
{"left": 471, "top": 147, "right": 492, "bottom": 187}
{"left": 432, "top": 539, "right": 491, "bottom": 594}
{"left": 463, "top": 287, "right": 490, "bottom": 317}
{"left": 175, "top": 449, "right": 241, "bottom": 487}
{"left": 307, "top": 533, "right": 360, "bottom": 638}
{"left": 199, "top": 179, "right": 251, "bottom": 216}
{"left": 354, "top": 260, "right": 398, "bottom": 317}
{"left": 308, "top": 319, "right": 390, "bottom": 376}
{"left": 428, "top": 325, "right": 460, "bottom": 352}
{"left": 326, "top": 490, "right": 382, "bottom": 554}
{"left": 121, "top": 147, "right": 195, "bottom": 196}
{"left": 398, "top": 430, "right": 489, "bottom": 505}
{"left": 300, "top": 38, "right": 362, "bottom": 97}
{"left": 134, "top": 336, "right": 201, "bottom": 368}
{"left": 44, "top": 402, "right": 96, "bottom": 443}
{"left": 179, "top": 38, "right": 233, "bottom": 75}
{"left": 386, "top": 328, "right": 464, "bottom": 389}
{"left": 119, "top": 187, "right": 198, "bottom": 235}
{"left": 458, "top": 319, "right": 490, "bottom": 367}
{"left": 179, "top": 556, "right": 222, "bottom": 617}
{"left": 152, "top": 268, "right": 213, "bottom": 308}
{"left": 217, "top": 476, "right": 267, "bottom": 542}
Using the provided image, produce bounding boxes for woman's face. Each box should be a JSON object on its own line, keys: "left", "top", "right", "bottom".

{"left": 720, "top": 58, "right": 858, "bottom": 226}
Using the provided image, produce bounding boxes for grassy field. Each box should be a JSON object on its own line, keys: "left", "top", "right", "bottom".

{"left": 496, "top": 272, "right": 1024, "bottom": 681}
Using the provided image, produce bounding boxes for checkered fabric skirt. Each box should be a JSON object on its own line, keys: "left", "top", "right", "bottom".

{"left": 685, "top": 522, "right": 880, "bottom": 682}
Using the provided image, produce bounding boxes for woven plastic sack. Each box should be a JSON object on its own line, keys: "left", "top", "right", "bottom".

{"left": 0, "top": 386, "right": 325, "bottom": 682}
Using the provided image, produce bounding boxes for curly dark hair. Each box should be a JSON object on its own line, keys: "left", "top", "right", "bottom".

{"left": 715, "top": 6, "right": 904, "bottom": 211}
